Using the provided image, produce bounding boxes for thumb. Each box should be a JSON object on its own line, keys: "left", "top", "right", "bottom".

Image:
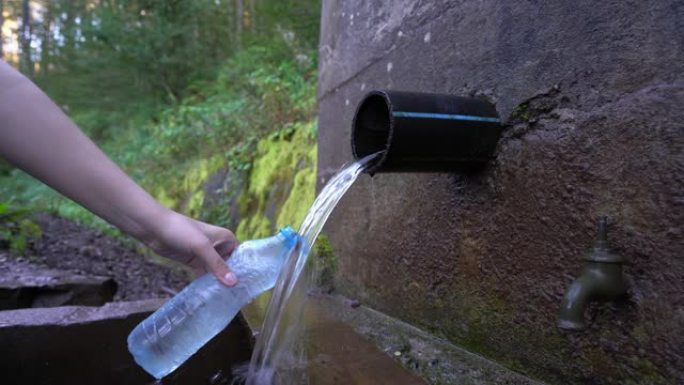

{"left": 195, "top": 241, "right": 238, "bottom": 287}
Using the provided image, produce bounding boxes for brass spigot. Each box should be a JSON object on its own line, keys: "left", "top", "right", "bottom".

{"left": 557, "top": 217, "right": 627, "bottom": 330}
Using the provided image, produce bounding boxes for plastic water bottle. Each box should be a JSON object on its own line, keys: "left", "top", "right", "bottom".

{"left": 127, "top": 226, "right": 299, "bottom": 379}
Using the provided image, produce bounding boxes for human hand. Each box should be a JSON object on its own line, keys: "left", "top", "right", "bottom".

{"left": 141, "top": 210, "right": 239, "bottom": 286}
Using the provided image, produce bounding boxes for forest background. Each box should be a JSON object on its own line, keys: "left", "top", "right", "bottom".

{"left": 0, "top": 0, "right": 322, "bottom": 255}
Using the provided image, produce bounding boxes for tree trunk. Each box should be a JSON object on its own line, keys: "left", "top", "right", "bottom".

{"left": 40, "top": 2, "right": 51, "bottom": 75}
{"left": 19, "top": 0, "right": 33, "bottom": 75}
{"left": 63, "top": 3, "right": 76, "bottom": 61}
{"left": 235, "top": 0, "right": 243, "bottom": 48}
{"left": 0, "top": 0, "right": 5, "bottom": 60}
{"left": 248, "top": 0, "right": 255, "bottom": 33}
{"left": 80, "top": 1, "right": 92, "bottom": 45}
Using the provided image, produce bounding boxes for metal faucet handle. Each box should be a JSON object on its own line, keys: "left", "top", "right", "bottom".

{"left": 595, "top": 216, "right": 609, "bottom": 249}
{"left": 587, "top": 216, "right": 623, "bottom": 263}
{"left": 558, "top": 216, "right": 627, "bottom": 330}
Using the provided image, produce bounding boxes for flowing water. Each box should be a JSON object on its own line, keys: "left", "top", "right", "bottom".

{"left": 241, "top": 153, "right": 380, "bottom": 385}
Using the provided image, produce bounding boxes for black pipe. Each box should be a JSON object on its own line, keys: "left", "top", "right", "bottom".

{"left": 351, "top": 90, "right": 502, "bottom": 174}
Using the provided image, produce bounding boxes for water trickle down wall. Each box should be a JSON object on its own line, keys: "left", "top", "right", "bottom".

{"left": 317, "top": 1, "right": 683, "bottom": 384}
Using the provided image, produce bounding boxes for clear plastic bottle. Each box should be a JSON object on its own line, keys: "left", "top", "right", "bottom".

{"left": 127, "top": 226, "right": 299, "bottom": 379}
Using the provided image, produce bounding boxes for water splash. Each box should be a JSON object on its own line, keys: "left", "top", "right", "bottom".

{"left": 242, "top": 153, "right": 380, "bottom": 385}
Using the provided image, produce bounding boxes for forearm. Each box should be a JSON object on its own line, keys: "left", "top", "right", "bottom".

{"left": 0, "top": 60, "right": 168, "bottom": 240}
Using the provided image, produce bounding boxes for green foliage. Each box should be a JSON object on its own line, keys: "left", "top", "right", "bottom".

{"left": 121, "top": 41, "right": 319, "bottom": 220}
{"left": 5, "top": 0, "right": 321, "bottom": 141}
{"left": 2, "top": 0, "right": 321, "bottom": 242}
{"left": 0, "top": 202, "right": 42, "bottom": 256}
{"left": 227, "top": 139, "right": 258, "bottom": 172}
{"left": 0, "top": 169, "right": 120, "bottom": 236}
{"left": 142, "top": 43, "right": 316, "bottom": 165}
{"left": 26, "top": 0, "right": 241, "bottom": 132}
{"left": 253, "top": 0, "right": 322, "bottom": 49}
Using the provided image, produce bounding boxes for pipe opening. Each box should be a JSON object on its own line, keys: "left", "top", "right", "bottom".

{"left": 352, "top": 93, "right": 391, "bottom": 172}
{"left": 351, "top": 90, "right": 502, "bottom": 173}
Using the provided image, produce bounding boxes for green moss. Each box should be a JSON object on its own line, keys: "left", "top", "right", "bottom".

{"left": 155, "top": 187, "right": 178, "bottom": 210}
{"left": 249, "top": 141, "right": 292, "bottom": 196}
{"left": 510, "top": 101, "right": 530, "bottom": 122}
{"left": 310, "top": 234, "right": 337, "bottom": 289}
{"left": 0, "top": 204, "right": 43, "bottom": 256}
{"left": 408, "top": 286, "right": 571, "bottom": 382}
{"left": 236, "top": 215, "right": 273, "bottom": 240}
{"left": 236, "top": 121, "right": 317, "bottom": 239}
{"left": 184, "top": 156, "right": 223, "bottom": 191}
{"left": 186, "top": 190, "right": 206, "bottom": 218}
{"left": 276, "top": 147, "right": 317, "bottom": 228}
{"left": 622, "top": 358, "right": 666, "bottom": 385}
{"left": 18, "top": 219, "right": 42, "bottom": 240}
{"left": 412, "top": 285, "right": 671, "bottom": 385}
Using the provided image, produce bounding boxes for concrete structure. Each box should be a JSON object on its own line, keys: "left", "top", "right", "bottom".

{"left": 0, "top": 300, "right": 252, "bottom": 384}
{"left": 317, "top": 1, "right": 683, "bottom": 384}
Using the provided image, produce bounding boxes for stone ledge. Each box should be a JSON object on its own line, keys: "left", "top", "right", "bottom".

{"left": 0, "top": 298, "right": 163, "bottom": 327}
{"left": 0, "top": 263, "right": 118, "bottom": 309}
{"left": 0, "top": 300, "right": 253, "bottom": 385}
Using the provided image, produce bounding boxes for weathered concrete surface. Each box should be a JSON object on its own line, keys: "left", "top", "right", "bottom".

{"left": 0, "top": 300, "right": 253, "bottom": 385}
{"left": 242, "top": 290, "right": 535, "bottom": 384}
{"left": 318, "top": 294, "right": 544, "bottom": 385}
{"left": 317, "top": 1, "right": 683, "bottom": 384}
{"left": 303, "top": 295, "right": 429, "bottom": 385}
{"left": 0, "top": 260, "right": 116, "bottom": 309}
{"left": 241, "top": 290, "right": 428, "bottom": 385}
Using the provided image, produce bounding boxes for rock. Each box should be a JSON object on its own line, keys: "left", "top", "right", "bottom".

{"left": 78, "top": 245, "right": 102, "bottom": 258}
{"left": 0, "top": 299, "right": 163, "bottom": 327}
{"left": 0, "top": 263, "right": 117, "bottom": 310}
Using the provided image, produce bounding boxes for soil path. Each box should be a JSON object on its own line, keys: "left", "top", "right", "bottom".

{"left": 1, "top": 214, "right": 189, "bottom": 301}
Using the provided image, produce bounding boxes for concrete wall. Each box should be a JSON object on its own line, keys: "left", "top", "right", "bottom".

{"left": 316, "top": 1, "right": 683, "bottom": 384}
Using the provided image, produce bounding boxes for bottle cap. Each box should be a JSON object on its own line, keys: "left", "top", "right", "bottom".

{"left": 278, "top": 226, "right": 299, "bottom": 247}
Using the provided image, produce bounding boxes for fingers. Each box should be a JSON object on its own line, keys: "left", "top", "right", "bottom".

{"left": 194, "top": 221, "right": 238, "bottom": 258}
{"left": 192, "top": 240, "right": 238, "bottom": 287}
{"left": 212, "top": 228, "right": 238, "bottom": 258}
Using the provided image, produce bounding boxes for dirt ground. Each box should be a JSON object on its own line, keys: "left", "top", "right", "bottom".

{"left": 1, "top": 213, "right": 189, "bottom": 301}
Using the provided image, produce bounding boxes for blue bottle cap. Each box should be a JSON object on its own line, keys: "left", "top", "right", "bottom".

{"left": 278, "top": 226, "right": 299, "bottom": 247}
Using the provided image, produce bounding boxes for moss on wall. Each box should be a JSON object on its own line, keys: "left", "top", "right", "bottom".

{"left": 236, "top": 121, "right": 317, "bottom": 240}
{"left": 310, "top": 234, "right": 337, "bottom": 290}
{"left": 351, "top": 265, "right": 671, "bottom": 384}
{"left": 231, "top": 121, "right": 318, "bottom": 329}
{"left": 276, "top": 145, "right": 317, "bottom": 229}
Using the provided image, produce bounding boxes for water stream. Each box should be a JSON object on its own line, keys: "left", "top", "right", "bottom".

{"left": 242, "top": 153, "right": 380, "bottom": 385}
